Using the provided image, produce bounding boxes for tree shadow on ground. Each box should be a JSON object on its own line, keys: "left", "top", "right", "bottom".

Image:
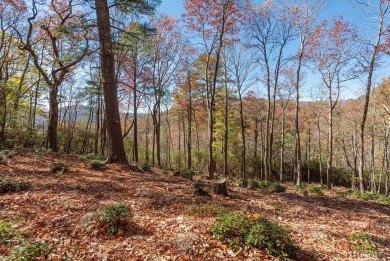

{"left": 279, "top": 192, "right": 390, "bottom": 217}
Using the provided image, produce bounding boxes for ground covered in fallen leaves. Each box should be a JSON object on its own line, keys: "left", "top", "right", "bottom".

{"left": 0, "top": 151, "right": 389, "bottom": 260}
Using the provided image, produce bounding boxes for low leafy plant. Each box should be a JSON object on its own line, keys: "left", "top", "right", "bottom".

{"left": 355, "top": 192, "right": 380, "bottom": 201}
{"left": 50, "top": 161, "right": 69, "bottom": 173}
{"left": 348, "top": 231, "right": 378, "bottom": 255}
{"left": 258, "top": 180, "right": 272, "bottom": 189}
{"left": 210, "top": 212, "right": 251, "bottom": 251}
{"left": 0, "top": 150, "right": 14, "bottom": 158}
{"left": 210, "top": 212, "right": 300, "bottom": 259}
{"left": 138, "top": 162, "right": 151, "bottom": 171}
{"left": 245, "top": 217, "right": 299, "bottom": 259}
{"left": 0, "top": 220, "right": 17, "bottom": 242}
{"left": 248, "top": 180, "right": 259, "bottom": 189}
{"left": 237, "top": 178, "right": 248, "bottom": 188}
{"left": 0, "top": 177, "right": 32, "bottom": 194}
{"left": 180, "top": 168, "right": 193, "bottom": 179}
{"left": 308, "top": 185, "right": 324, "bottom": 196}
{"left": 8, "top": 241, "right": 52, "bottom": 261}
{"left": 336, "top": 189, "right": 354, "bottom": 198}
{"left": 271, "top": 182, "right": 287, "bottom": 193}
{"left": 0, "top": 150, "right": 13, "bottom": 164}
{"left": 186, "top": 203, "right": 225, "bottom": 218}
{"left": 90, "top": 160, "right": 103, "bottom": 170}
{"left": 192, "top": 180, "right": 203, "bottom": 190}
{"left": 378, "top": 195, "right": 390, "bottom": 204}
{"left": 34, "top": 148, "right": 52, "bottom": 154}
{"left": 294, "top": 185, "right": 308, "bottom": 196}
{"left": 99, "top": 202, "right": 133, "bottom": 235}
{"left": 79, "top": 153, "right": 105, "bottom": 161}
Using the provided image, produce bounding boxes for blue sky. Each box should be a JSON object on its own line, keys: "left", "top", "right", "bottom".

{"left": 157, "top": 0, "right": 390, "bottom": 100}
{"left": 158, "top": 0, "right": 360, "bottom": 22}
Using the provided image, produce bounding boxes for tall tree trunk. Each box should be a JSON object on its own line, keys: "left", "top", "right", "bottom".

{"left": 133, "top": 69, "right": 138, "bottom": 163}
{"left": 187, "top": 75, "right": 192, "bottom": 170}
{"left": 280, "top": 110, "right": 285, "bottom": 182}
{"left": 95, "top": 0, "right": 127, "bottom": 163}
{"left": 317, "top": 115, "right": 323, "bottom": 187}
{"left": 223, "top": 67, "right": 229, "bottom": 177}
{"left": 146, "top": 113, "right": 150, "bottom": 163}
{"left": 264, "top": 63, "right": 271, "bottom": 181}
{"left": 370, "top": 127, "right": 376, "bottom": 192}
{"left": 0, "top": 93, "right": 6, "bottom": 143}
{"left": 178, "top": 112, "right": 182, "bottom": 169}
{"left": 48, "top": 84, "right": 59, "bottom": 151}
{"left": 358, "top": 11, "right": 384, "bottom": 193}
{"left": 294, "top": 49, "right": 304, "bottom": 186}
{"left": 327, "top": 104, "right": 334, "bottom": 189}
{"left": 307, "top": 121, "right": 311, "bottom": 183}
{"left": 31, "top": 77, "right": 40, "bottom": 134}
{"left": 239, "top": 94, "right": 246, "bottom": 179}
{"left": 95, "top": 84, "right": 101, "bottom": 155}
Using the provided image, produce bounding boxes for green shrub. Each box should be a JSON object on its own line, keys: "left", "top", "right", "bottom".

{"left": 79, "top": 153, "right": 105, "bottom": 161}
{"left": 308, "top": 185, "right": 324, "bottom": 196}
{"left": 0, "top": 220, "right": 16, "bottom": 242}
{"left": 356, "top": 192, "right": 380, "bottom": 201}
{"left": 378, "top": 195, "right": 390, "bottom": 204}
{"left": 294, "top": 185, "right": 308, "bottom": 196}
{"left": 50, "top": 161, "right": 69, "bottom": 173}
{"left": 210, "top": 213, "right": 300, "bottom": 259}
{"left": 348, "top": 231, "right": 378, "bottom": 255}
{"left": 138, "top": 162, "right": 151, "bottom": 171}
{"left": 0, "top": 177, "right": 32, "bottom": 194}
{"left": 192, "top": 180, "right": 203, "bottom": 190}
{"left": 90, "top": 160, "right": 103, "bottom": 170}
{"left": 8, "top": 241, "right": 52, "bottom": 261}
{"left": 99, "top": 202, "right": 132, "bottom": 235}
{"left": 210, "top": 212, "right": 251, "bottom": 251}
{"left": 186, "top": 203, "right": 225, "bottom": 218}
{"left": 258, "top": 180, "right": 272, "bottom": 189}
{"left": 34, "top": 148, "right": 52, "bottom": 154}
{"left": 237, "top": 178, "right": 248, "bottom": 188}
{"left": 248, "top": 180, "right": 259, "bottom": 189}
{"left": 245, "top": 218, "right": 299, "bottom": 259}
{"left": 336, "top": 189, "right": 354, "bottom": 198}
{"left": 272, "top": 182, "right": 287, "bottom": 193}
{"left": 0, "top": 150, "right": 14, "bottom": 163}
{"left": 16, "top": 180, "right": 32, "bottom": 191}
{"left": 180, "top": 168, "right": 193, "bottom": 179}
{"left": 0, "top": 150, "right": 14, "bottom": 158}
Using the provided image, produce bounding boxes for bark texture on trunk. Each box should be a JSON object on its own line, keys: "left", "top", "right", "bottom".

{"left": 95, "top": 0, "right": 127, "bottom": 163}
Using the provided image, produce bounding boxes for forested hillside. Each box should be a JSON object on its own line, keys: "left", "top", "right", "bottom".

{"left": 0, "top": 0, "right": 390, "bottom": 259}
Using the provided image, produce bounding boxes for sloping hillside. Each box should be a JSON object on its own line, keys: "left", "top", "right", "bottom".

{"left": 0, "top": 151, "right": 389, "bottom": 260}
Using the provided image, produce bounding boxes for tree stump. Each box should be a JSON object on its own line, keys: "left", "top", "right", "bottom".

{"left": 212, "top": 179, "right": 228, "bottom": 196}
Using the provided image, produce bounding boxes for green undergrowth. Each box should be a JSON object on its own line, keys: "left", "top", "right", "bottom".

{"left": 210, "top": 212, "right": 300, "bottom": 260}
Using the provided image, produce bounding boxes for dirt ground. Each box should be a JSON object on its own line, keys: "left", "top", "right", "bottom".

{"left": 0, "top": 151, "right": 389, "bottom": 260}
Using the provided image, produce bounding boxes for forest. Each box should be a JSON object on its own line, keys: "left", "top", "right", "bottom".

{"left": 0, "top": 0, "right": 390, "bottom": 260}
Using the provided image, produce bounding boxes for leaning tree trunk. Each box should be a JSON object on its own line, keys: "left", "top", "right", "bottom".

{"left": 95, "top": 0, "right": 127, "bottom": 163}
{"left": 358, "top": 13, "right": 383, "bottom": 193}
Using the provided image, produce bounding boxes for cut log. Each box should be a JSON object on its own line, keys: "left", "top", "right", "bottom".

{"left": 212, "top": 179, "right": 228, "bottom": 196}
